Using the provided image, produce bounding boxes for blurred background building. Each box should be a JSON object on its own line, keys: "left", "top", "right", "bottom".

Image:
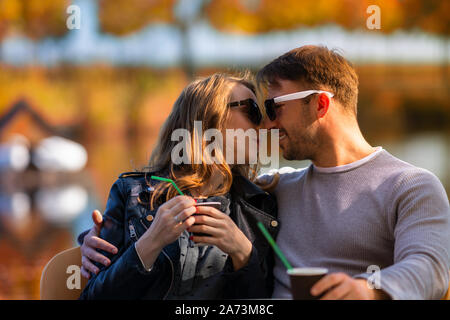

{"left": 0, "top": 0, "right": 448, "bottom": 299}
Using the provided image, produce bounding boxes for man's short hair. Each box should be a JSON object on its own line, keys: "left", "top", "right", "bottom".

{"left": 257, "top": 45, "right": 359, "bottom": 114}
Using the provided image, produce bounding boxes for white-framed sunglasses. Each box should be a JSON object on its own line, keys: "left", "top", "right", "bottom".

{"left": 264, "top": 90, "right": 334, "bottom": 121}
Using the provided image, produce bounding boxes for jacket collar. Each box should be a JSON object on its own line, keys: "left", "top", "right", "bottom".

{"left": 230, "top": 174, "right": 268, "bottom": 202}
{"left": 122, "top": 170, "right": 269, "bottom": 203}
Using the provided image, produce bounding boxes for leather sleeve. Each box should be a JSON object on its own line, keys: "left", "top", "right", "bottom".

{"left": 79, "top": 178, "right": 169, "bottom": 300}
{"left": 77, "top": 229, "right": 89, "bottom": 246}
{"left": 221, "top": 245, "right": 272, "bottom": 299}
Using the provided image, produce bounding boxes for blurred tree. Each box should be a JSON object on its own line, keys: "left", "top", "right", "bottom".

{"left": 205, "top": 0, "right": 448, "bottom": 35}
{"left": 401, "top": 0, "right": 449, "bottom": 35}
{"left": 21, "top": 0, "right": 69, "bottom": 40}
{"left": 0, "top": 0, "right": 22, "bottom": 40}
{"left": 97, "top": 0, "right": 209, "bottom": 144}
{"left": 0, "top": 0, "right": 447, "bottom": 44}
{"left": 204, "top": 0, "right": 449, "bottom": 92}
{"left": 98, "top": 0, "right": 176, "bottom": 35}
{"left": 0, "top": 0, "right": 69, "bottom": 40}
{"left": 0, "top": 0, "right": 69, "bottom": 62}
{"left": 95, "top": 0, "right": 448, "bottom": 79}
{"left": 98, "top": 0, "right": 208, "bottom": 78}
{"left": 401, "top": 0, "right": 450, "bottom": 91}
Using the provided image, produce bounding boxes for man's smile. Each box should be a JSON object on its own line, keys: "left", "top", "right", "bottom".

{"left": 279, "top": 129, "right": 287, "bottom": 141}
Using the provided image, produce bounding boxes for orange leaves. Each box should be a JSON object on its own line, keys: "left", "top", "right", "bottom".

{"left": 0, "top": 0, "right": 69, "bottom": 40}
{"left": 22, "top": 0, "right": 69, "bottom": 40}
{"left": 0, "top": 0, "right": 176, "bottom": 40}
{"left": 95, "top": 0, "right": 449, "bottom": 36}
{"left": 0, "top": 0, "right": 22, "bottom": 21}
{"left": 98, "top": 0, "right": 176, "bottom": 36}
{"left": 0, "top": 0, "right": 22, "bottom": 38}
{"left": 205, "top": 0, "right": 449, "bottom": 35}
{"left": 0, "top": 0, "right": 447, "bottom": 40}
{"left": 402, "top": 0, "right": 450, "bottom": 35}
{"left": 205, "top": 0, "right": 372, "bottom": 33}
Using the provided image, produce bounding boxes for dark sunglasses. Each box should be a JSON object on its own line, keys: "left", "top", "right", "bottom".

{"left": 227, "top": 98, "right": 262, "bottom": 125}
{"left": 264, "top": 99, "right": 279, "bottom": 122}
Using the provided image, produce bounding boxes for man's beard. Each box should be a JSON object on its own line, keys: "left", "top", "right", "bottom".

{"left": 282, "top": 130, "right": 317, "bottom": 161}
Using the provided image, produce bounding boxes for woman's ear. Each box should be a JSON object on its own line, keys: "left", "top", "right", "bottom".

{"left": 317, "top": 93, "right": 330, "bottom": 118}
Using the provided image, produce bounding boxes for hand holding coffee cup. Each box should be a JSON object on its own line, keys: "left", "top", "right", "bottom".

{"left": 256, "top": 223, "right": 329, "bottom": 299}
{"left": 191, "top": 201, "right": 222, "bottom": 238}
{"left": 288, "top": 268, "right": 328, "bottom": 300}
{"left": 188, "top": 204, "right": 253, "bottom": 270}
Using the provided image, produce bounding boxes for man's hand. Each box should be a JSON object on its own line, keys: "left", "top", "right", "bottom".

{"left": 80, "top": 210, "right": 118, "bottom": 279}
{"left": 310, "top": 272, "right": 388, "bottom": 300}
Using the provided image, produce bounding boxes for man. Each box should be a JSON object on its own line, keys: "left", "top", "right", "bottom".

{"left": 79, "top": 45, "right": 450, "bottom": 299}
{"left": 255, "top": 45, "right": 449, "bottom": 299}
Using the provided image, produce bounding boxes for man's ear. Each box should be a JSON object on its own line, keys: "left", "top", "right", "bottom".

{"left": 317, "top": 93, "right": 330, "bottom": 118}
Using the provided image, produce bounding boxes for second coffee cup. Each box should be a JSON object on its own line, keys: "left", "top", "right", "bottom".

{"left": 288, "top": 267, "right": 328, "bottom": 300}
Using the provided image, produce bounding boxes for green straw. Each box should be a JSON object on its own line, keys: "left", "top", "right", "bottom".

{"left": 257, "top": 221, "right": 293, "bottom": 270}
{"left": 151, "top": 176, "right": 184, "bottom": 196}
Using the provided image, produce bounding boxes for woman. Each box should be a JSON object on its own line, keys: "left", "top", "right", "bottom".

{"left": 79, "top": 73, "right": 279, "bottom": 299}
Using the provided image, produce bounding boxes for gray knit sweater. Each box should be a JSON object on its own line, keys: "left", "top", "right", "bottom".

{"left": 259, "top": 148, "right": 450, "bottom": 300}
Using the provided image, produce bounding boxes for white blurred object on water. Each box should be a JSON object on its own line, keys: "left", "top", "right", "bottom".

{"left": 32, "top": 136, "right": 88, "bottom": 172}
{"left": 0, "top": 192, "right": 31, "bottom": 222}
{"left": 36, "top": 185, "right": 88, "bottom": 225}
{"left": 0, "top": 135, "right": 30, "bottom": 171}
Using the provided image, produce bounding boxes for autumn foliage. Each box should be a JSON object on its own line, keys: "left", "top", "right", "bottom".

{"left": 0, "top": 0, "right": 448, "bottom": 40}
{"left": 0, "top": 0, "right": 69, "bottom": 40}
{"left": 98, "top": 0, "right": 176, "bottom": 36}
{"left": 206, "top": 0, "right": 449, "bottom": 35}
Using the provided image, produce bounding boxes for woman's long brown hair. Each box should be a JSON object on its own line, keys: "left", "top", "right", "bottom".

{"left": 144, "top": 73, "right": 259, "bottom": 208}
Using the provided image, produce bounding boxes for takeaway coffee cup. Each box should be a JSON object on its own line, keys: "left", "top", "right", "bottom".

{"left": 189, "top": 201, "right": 223, "bottom": 247}
{"left": 288, "top": 267, "right": 328, "bottom": 300}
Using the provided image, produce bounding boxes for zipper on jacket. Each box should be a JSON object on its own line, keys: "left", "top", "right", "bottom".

{"left": 128, "top": 220, "right": 138, "bottom": 241}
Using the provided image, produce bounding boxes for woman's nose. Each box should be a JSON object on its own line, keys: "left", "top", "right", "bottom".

{"left": 261, "top": 116, "right": 277, "bottom": 130}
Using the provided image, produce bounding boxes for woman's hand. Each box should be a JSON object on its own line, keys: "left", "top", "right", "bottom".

{"left": 188, "top": 206, "right": 253, "bottom": 271}
{"left": 80, "top": 210, "right": 118, "bottom": 279}
{"left": 135, "top": 196, "right": 197, "bottom": 269}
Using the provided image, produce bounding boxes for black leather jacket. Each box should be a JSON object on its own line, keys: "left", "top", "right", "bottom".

{"left": 79, "top": 171, "right": 279, "bottom": 300}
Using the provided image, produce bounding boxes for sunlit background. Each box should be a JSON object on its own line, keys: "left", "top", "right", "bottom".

{"left": 0, "top": 0, "right": 448, "bottom": 299}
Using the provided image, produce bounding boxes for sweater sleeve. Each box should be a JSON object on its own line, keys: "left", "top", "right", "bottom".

{"left": 356, "top": 169, "right": 450, "bottom": 300}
